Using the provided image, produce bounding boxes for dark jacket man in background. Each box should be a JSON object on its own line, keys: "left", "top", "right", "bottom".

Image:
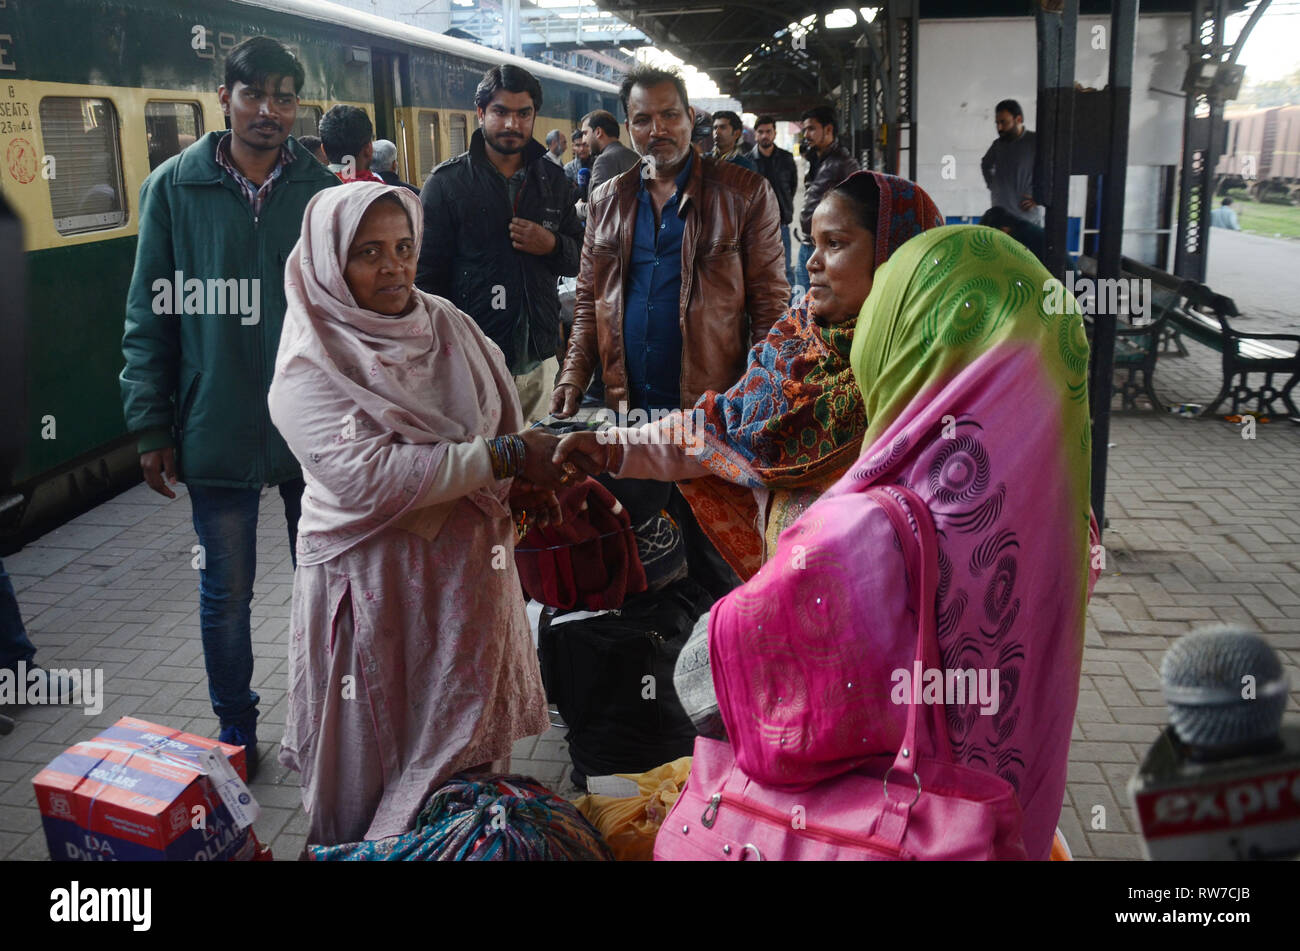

{"left": 416, "top": 64, "right": 583, "bottom": 422}
{"left": 565, "top": 126, "right": 593, "bottom": 213}
{"left": 981, "top": 98, "right": 1043, "bottom": 226}
{"left": 795, "top": 104, "right": 858, "bottom": 295}
{"left": 583, "top": 109, "right": 641, "bottom": 195}
{"left": 120, "top": 37, "right": 338, "bottom": 775}
{"left": 709, "top": 110, "right": 757, "bottom": 172}
{"left": 752, "top": 114, "right": 798, "bottom": 285}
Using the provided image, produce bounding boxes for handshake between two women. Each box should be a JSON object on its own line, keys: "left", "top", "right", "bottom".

{"left": 505, "top": 429, "right": 624, "bottom": 530}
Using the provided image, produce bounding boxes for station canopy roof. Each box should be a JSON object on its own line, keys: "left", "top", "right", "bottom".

{"left": 592, "top": 1, "right": 1227, "bottom": 116}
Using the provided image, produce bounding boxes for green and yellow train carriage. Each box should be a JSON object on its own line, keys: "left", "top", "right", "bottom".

{"left": 0, "top": 0, "right": 617, "bottom": 542}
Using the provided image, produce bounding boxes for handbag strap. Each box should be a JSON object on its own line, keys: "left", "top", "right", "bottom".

{"left": 863, "top": 483, "right": 951, "bottom": 850}
{"left": 863, "top": 484, "right": 950, "bottom": 767}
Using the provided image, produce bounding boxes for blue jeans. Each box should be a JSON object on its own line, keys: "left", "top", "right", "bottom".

{"left": 793, "top": 241, "right": 813, "bottom": 305}
{"left": 188, "top": 478, "right": 304, "bottom": 733}
{"left": 779, "top": 224, "right": 794, "bottom": 288}
{"left": 0, "top": 557, "right": 37, "bottom": 671}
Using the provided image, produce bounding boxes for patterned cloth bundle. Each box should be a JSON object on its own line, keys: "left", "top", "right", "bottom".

{"left": 308, "top": 775, "right": 613, "bottom": 861}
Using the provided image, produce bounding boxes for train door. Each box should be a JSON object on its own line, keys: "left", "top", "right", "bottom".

{"left": 370, "top": 49, "right": 412, "bottom": 180}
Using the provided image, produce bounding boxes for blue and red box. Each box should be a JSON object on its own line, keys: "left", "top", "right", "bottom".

{"left": 32, "top": 716, "right": 254, "bottom": 862}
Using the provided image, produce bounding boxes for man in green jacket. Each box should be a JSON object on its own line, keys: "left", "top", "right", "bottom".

{"left": 120, "top": 37, "right": 338, "bottom": 778}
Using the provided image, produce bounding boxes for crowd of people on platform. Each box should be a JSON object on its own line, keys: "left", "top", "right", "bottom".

{"left": 113, "top": 34, "right": 1098, "bottom": 859}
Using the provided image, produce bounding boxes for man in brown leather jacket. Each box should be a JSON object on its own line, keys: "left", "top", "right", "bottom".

{"left": 550, "top": 65, "right": 788, "bottom": 419}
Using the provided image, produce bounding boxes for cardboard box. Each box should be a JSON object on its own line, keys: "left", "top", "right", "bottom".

{"left": 33, "top": 716, "right": 257, "bottom": 862}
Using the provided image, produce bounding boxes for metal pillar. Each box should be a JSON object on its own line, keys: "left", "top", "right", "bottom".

{"left": 884, "top": 0, "right": 918, "bottom": 180}
{"left": 1174, "top": 0, "right": 1228, "bottom": 282}
{"left": 862, "top": 34, "right": 879, "bottom": 170}
{"left": 860, "top": 17, "right": 892, "bottom": 172}
{"left": 1089, "top": 0, "right": 1139, "bottom": 534}
{"left": 503, "top": 0, "right": 522, "bottom": 57}
{"left": 840, "top": 72, "right": 854, "bottom": 162}
{"left": 1173, "top": 0, "right": 1270, "bottom": 282}
{"left": 1035, "top": 0, "right": 1079, "bottom": 282}
{"left": 852, "top": 37, "right": 870, "bottom": 168}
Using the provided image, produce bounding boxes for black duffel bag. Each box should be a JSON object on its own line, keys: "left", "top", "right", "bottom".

{"left": 538, "top": 577, "right": 715, "bottom": 785}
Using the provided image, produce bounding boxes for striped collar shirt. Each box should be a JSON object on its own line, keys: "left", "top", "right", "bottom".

{"left": 215, "top": 132, "right": 293, "bottom": 220}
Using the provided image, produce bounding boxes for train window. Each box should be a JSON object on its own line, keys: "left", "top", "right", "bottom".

{"left": 417, "top": 110, "right": 440, "bottom": 181}
{"left": 449, "top": 113, "right": 467, "bottom": 157}
{"left": 39, "top": 97, "right": 127, "bottom": 235}
{"left": 293, "top": 105, "right": 322, "bottom": 139}
{"left": 145, "top": 101, "right": 203, "bottom": 170}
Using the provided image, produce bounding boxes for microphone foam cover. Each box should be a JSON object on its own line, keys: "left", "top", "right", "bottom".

{"left": 1161, "top": 625, "right": 1288, "bottom": 750}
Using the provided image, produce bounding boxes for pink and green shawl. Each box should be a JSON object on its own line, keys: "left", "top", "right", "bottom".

{"left": 707, "top": 226, "right": 1096, "bottom": 860}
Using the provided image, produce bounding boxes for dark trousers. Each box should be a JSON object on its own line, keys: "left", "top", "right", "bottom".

{"left": 666, "top": 486, "right": 742, "bottom": 602}
{"left": 0, "top": 557, "right": 36, "bottom": 671}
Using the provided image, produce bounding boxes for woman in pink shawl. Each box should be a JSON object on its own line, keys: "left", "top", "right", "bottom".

{"left": 705, "top": 226, "right": 1101, "bottom": 860}
{"left": 268, "top": 183, "right": 559, "bottom": 846}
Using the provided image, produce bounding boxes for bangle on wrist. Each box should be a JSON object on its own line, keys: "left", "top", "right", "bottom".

{"left": 488, "top": 434, "right": 526, "bottom": 480}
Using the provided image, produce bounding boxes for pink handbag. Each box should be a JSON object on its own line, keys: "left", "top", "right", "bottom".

{"left": 654, "top": 485, "right": 1028, "bottom": 861}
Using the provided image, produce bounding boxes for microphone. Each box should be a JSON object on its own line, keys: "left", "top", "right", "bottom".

{"left": 1129, "top": 625, "right": 1300, "bottom": 860}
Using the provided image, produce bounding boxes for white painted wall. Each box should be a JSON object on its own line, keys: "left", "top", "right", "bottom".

{"left": 915, "top": 12, "right": 1190, "bottom": 247}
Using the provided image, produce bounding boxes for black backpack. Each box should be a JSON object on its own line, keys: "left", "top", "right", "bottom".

{"left": 538, "top": 577, "right": 715, "bottom": 784}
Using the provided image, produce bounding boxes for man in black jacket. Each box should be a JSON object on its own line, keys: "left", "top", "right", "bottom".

{"left": 416, "top": 64, "right": 583, "bottom": 421}
{"left": 752, "top": 115, "right": 798, "bottom": 286}
{"left": 796, "top": 105, "right": 859, "bottom": 297}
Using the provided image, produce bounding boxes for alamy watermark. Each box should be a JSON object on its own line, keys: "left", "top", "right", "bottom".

{"left": 590, "top": 402, "right": 707, "bottom": 456}
{"left": 50, "top": 881, "right": 151, "bottom": 931}
{"left": 1044, "top": 271, "right": 1152, "bottom": 322}
{"left": 890, "top": 661, "right": 1000, "bottom": 715}
{"left": 0, "top": 661, "right": 103, "bottom": 715}
{"left": 151, "top": 271, "right": 260, "bottom": 325}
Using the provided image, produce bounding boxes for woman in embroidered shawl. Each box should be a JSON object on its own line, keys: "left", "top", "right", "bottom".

{"left": 557, "top": 171, "right": 944, "bottom": 580}
{"left": 705, "top": 226, "right": 1100, "bottom": 859}
{"left": 268, "top": 183, "right": 560, "bottom": 847}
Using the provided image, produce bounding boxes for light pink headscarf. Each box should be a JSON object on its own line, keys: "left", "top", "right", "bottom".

{"left": 268, "top": 182, "right": 523, "bottom": 565}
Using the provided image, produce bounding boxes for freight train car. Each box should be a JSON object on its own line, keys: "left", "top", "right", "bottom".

{"left": 0, "top": 0, "right": 619, "bottom": 543}
{"left": 1216, "top": 105, "right": 1300, "bottom": 202}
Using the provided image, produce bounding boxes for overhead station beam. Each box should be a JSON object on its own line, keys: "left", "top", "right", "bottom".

{"left": 405, "top": 0, "right": 650, "bottom": 60}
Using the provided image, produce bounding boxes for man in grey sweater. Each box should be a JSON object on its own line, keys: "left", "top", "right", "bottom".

{"left": 981, "top": 98, "right": 1044, "bottom": 226}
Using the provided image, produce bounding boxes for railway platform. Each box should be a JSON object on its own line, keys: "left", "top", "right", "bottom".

{"left": 2, "top": 231, "right": 1298, "bottom": 863}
